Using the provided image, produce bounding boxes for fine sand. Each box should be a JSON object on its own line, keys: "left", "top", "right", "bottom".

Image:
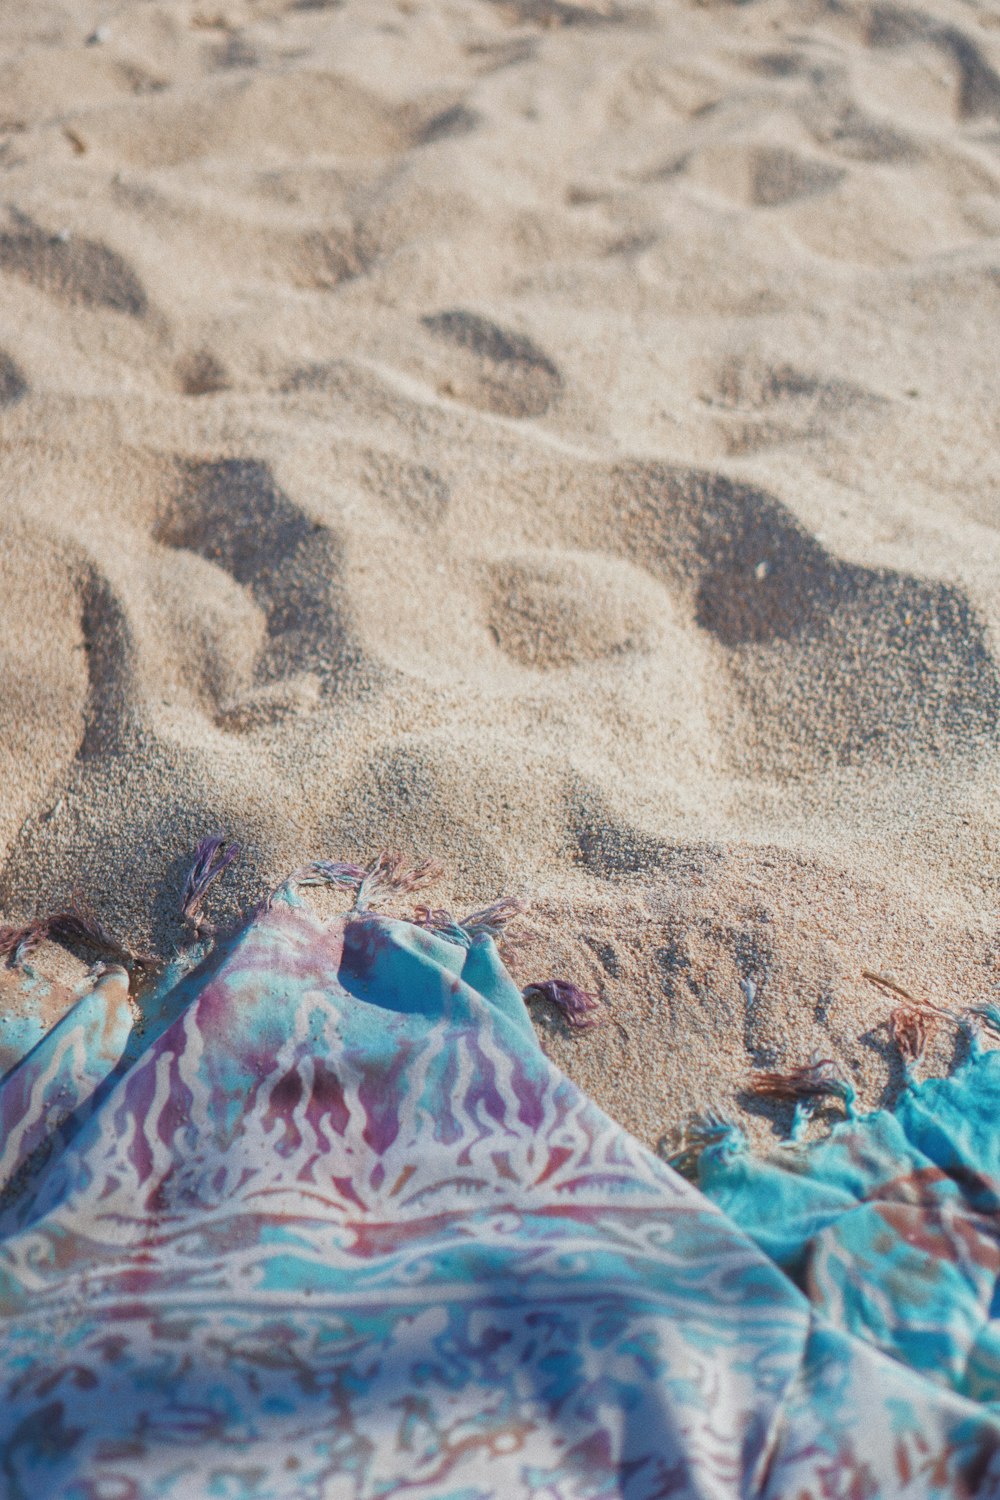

{"left": 1, "top": 0, "right": 998, "bottom": 1151}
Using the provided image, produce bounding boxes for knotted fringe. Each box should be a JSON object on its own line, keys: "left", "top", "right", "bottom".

{"left": 292, "top": 851, "right": 442, "bottom": 913}
{"left": 0, "top": 918, "right": 52, "bottom": 967}
{"left": 889, "top": 1005, "right": 938, "bottom": 1069}
{"left": 412, "top": 897, "right": 529, "bottom": 948}
{"left": 663, "top": 1059, "right": 859, "bottom": 1176}
{"left": 452, "top": 898, "right": 527, "bottom": 940}
{"left": 1, "top": 843, "right": 609, "bottom": 1054}
{"left": 749, "top": 1058, "right": 857, "bottom": 1142}
{"left": 220, "top": 847, "right": 518, "bottom": 942}
{"left": 523, "top": 979, "right": 603, "bottom": 1031}
{"left": 0, "top": 905, "right": 149, "bottom": 973}
{"left": 660, "top": 1112, "right": 745, "bottom": 1181}
{"left": 749, "top": 1058, "right": 857, "bottom": 1110}
{"left": 0, "top": 833, "right": 244, "bottom": 979}
{"left": 667, "top": 974, "right": 1000, "bottom": 1179}
{"left": 411, "top": 906, "right": 453, "bottom": 932}
{"left": 181, "top": 835, "right": 240, "bottom": 936}
{"left": 969, "top": 1003, "right": 1000, "bottom": 1041}
{"left": 862, "top": 970, "right": 983, "bottom": 1061}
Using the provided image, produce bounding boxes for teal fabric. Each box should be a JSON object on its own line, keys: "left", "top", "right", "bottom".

{"left": 698, "top": 1035, "right": 1000, "bottom": 1414}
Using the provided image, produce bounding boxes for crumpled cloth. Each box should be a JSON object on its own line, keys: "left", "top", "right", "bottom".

{"left": 697, "top": 1028, "right": 1000, "bottom": 1432}
{"left": 0, "top": 881, "right": 997, "bottom": 1498}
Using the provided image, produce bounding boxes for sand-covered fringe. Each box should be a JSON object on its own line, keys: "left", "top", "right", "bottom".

{"left": 181, "top": 834, "right": 240, "bottom": 937}
{"left": 0, "top": 903, "right": 151, "bottom": 972}
{"left": 291, "top": 850, "right": 442, "bottom": 912}
{"left": 749, "top": 1058, "right": 856, "bottom": 1110}
{"left": 663, "top": 970, "right": 1000, "bottom": 1177}
{"left": 1, "top": 845, "right": 600, "bottom": 1056}
{"left": 523, "top": 978, "right": 603, "bottom": 1031}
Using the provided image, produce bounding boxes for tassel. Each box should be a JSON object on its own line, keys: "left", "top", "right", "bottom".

{"left": 356, "top": 851, "right": 441, "bottom": 911}
{"left": 48, "top": 907, "right": 145, "bottom": 967}
{"left": 0, "top": 918, "right": 51, "bottom": 967}
{"left": 863, "top": 970, "right": 972, "bottom": 1066}
{"left": 750, "top": 1058, "right": 855, "bottom": 1112}
{"left": 968, "top": 1004, "right": 1000, "bottom": 1040}
{"left": 0, "top": 904, "right": 148, "bottom": 971}
{"left": 524, "top": 978, "right": 603, "bottom": 1031}
{"left": 411, "top": 905, "right": 455, "bottom": 931}
{"left": 890, "top": 1005, "right": 937, "bottom": 1069}
{"left": 410, "top": 899, "right": 530, "bottom": 950}
{"left": 292, "top": 860, "right": 366, "bottom": 891}
{"left": 411, "top": 906, "right": 467, "bottom": 943}
{"left": 412, "top": 898, "right": 530, "bottom": 946}
{"left": 460, "top": 897, "right": 528, "bottom": 940}
{"left": 181, "top": 835, "right": 240, "bottom": 935}
{"left": 292, "top": 851, "right": 441, "bottom": 913}
{"left": 862, "top": 969, "right": 959, "bottom": 1027}
{"left": 661, "top": 1112, "right": 745, "bottom": 1181}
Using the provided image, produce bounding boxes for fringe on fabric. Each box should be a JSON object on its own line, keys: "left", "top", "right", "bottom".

{"left": 181, "top": 834, "right": 240, "bottom": 936}
{"left": 661, "top": 1112, "right": 745, "bottom": 1181}
{"left": 666, "top": 971, "right": 1000, "bottom": 1176}
{"left": 523, "top": 979, "right": 604, "bottom": 1031}
{"left": 0, "top": 904, "right": 151, "bottom": 972}
{"left": 291, "top": 850, "right": 443, "bottom": 912}
{"left": 0, "top": 841, "right": 601, "bottom": 1053}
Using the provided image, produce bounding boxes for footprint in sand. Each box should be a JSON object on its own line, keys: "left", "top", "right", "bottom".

{"left": 706, "top": 355, "right": 887, "bottom": 454}
{"left": 76, "top": 565, "right": 144, "bottom": 761}
{"left": 568, "top": 777, "right": 724, "bottom": 882}
{"left": 487, "top": 553, "right": 663, "bottom": 669}
{"left": 690, "top": 143, "right": 845, "bottom": 209}
{"left": 0, "top": 220, "right": 147, "bottom": 316}
{"left": 173, "top": 350, "right": 229, "bottom": 396}
{"left": 864, "top": 6, "right": 1000, "bottom": 120}
{"left": 77, "top": 72, "right": 407, "bottom": 169}
{"left": 483, "top": 0, "right": 631, "bottom": 26}
{"left": 360, "top": 451, "right": 450, "bottom": 530}
{"left": 422, "top": 309, "right": 563, "bottom": 419}
{"left": 0, "top": 351, "right": 26, "bottom": 405}
{"left": 156, "top": 457, "right": 364, "bottom": 695}
{"left": 0, "top": 524, "right": 90, "bottom": 852}
{"left": 292, "top": 223, "right": 376, "bottom": 290}
{"left": 415, "top": 103, "right": 480, "bottom": 145}
{"left": 608, "top": 462, "right": 1000, "bottom": 773}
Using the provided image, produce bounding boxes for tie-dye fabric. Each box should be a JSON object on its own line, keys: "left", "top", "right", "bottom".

{"left": 694, "top": 1017, "right": 1000, "bottom": 1423}
{"left": 0, "top": 878, "right": 998, "bottom": 1498}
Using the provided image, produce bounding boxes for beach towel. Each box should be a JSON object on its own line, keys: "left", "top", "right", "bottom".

{"left": 0, "top": 849, "right": 997, "bottom": 1499}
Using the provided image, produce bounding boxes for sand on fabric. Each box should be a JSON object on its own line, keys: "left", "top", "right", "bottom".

{"left": 0, "top": 0, "right": 998, "bottom": 1149}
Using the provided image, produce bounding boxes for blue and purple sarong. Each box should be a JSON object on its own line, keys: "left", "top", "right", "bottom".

{"left": 0, "top": 856, "right": 997, "bottom": 1497}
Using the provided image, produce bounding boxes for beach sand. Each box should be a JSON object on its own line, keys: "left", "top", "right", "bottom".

{"left": 0, "top": 0, "right": 998, "bottom": 1150}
